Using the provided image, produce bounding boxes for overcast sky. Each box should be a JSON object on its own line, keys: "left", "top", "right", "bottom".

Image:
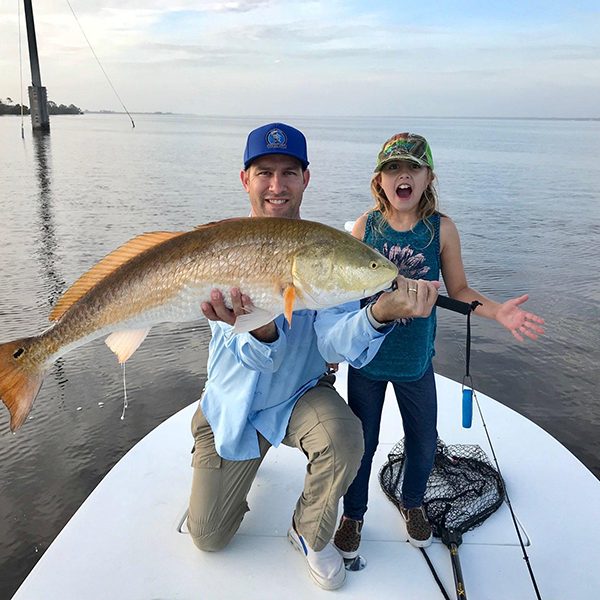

{"left": 1, "top": 0, "right": 598, "bottom": 117}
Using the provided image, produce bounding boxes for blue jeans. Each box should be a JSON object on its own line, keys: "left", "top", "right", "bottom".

{"left": 343, "top": 364, "right": 438, "bottom": 521}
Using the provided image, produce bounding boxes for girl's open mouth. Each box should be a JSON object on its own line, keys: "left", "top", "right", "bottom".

{"left": 396, "top": 184, "right": 412, "bottom": 199}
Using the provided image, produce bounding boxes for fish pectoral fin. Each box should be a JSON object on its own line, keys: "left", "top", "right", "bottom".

{"left": 233, "top": 307, "right": 278, "bottom": 334}
{"left": 283, "top": 285, "right": 296, "bottom": 328}
{"left": 105, "top": 329, "right": 151, "bottom": 363}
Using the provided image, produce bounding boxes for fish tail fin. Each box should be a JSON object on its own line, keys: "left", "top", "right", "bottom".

{"left": 0, "top": 338, "right": 46, "bottom": 432}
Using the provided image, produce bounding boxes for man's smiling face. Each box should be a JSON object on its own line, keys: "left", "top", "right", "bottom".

{"left": 241, "top": 154, "right": 310, "bottom": 219}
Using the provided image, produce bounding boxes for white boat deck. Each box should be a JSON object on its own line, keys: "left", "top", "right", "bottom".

{"left": 13, "top": 364, "right": 600, "bottom": 599}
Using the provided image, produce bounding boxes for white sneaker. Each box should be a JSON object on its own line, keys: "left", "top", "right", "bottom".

{"left": 288, "top": 526, "right": 346, "bottom": 590}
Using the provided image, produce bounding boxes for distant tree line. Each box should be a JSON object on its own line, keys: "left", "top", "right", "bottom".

{"left": 0, "top": 97, "right": 83, "bottom": 115}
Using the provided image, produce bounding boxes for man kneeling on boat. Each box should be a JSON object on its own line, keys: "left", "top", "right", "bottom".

{"left": 186, "top": 122, "right": 439, "bottom": 591}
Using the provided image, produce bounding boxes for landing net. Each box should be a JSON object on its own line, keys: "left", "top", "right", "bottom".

{"left": 379, "top": 439, "right": 505, "bottom": 544}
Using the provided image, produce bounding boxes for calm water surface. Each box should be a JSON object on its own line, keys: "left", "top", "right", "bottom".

{"left": 0, "top": 114, "right": 599, "bottom": 598}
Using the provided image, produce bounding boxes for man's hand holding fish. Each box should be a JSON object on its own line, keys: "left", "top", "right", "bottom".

{"left": 370, "top": 275, "right": 441, "bottom": 324}
{"left": 201, "top": 287, "right": 278, "bottom": 343}
{"left": 185, "top": 122, "right": 439, "bottom": 593}
{"left": 0, "top": 122, "right": 440, "bottom": 593}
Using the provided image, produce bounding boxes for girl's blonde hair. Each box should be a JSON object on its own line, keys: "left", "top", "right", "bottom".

{"left": 369, "top": 133, "right": 441, "bottom": 242}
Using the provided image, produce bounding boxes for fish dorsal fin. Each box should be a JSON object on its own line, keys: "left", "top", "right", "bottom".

{"left": 49, "top": 231, "right": 184, "bottom": 322}
{"left": 194, "top": 217, "right": 247, "bottom": 230}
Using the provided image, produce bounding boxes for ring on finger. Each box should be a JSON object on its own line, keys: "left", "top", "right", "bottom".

{"left": 408, "top": 287, "right": 418, "bottom": 293}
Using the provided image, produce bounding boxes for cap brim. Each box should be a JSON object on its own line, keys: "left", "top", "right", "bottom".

{"left": 244, "top": 150, "right": 309, "bottom": 170}
{"left": 374, "top": 155, "right": 428, "bottom": 172}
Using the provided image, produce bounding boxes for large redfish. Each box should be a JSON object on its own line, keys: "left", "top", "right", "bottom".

{"left": 0, "top": 217, "right": 397, "bottom": 431}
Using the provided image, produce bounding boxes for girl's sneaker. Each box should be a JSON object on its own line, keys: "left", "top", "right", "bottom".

{"left": 400, "top": 505, "right": 432, "bottom": 547}
{"left": 333, "top": 516, "right": 363, "bottom": 559}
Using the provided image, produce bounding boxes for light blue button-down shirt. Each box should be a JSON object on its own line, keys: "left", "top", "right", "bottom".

{"left": 200, "top": 302, "right": 392, "bottom": 460}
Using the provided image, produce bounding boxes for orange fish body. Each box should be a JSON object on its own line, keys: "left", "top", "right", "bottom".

{"left": 0, "top": 217, "right": 397, "bottom": 431}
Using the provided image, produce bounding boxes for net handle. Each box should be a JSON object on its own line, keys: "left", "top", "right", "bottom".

{"left": 449, "top": 543, "right": 468, "bottom": 600}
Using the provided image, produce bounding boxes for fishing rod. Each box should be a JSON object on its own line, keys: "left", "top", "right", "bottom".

{"left": 65, "top": 0, "right": 135, "bottom": 128}
{"left": 18, "top": 0, "right": 25, "bottom": 139}
{"left": 470, "top": 386, "right": 543, "bottom": 600}
{"left": 433, "top": 295, "right": 480, "bottom": 600}
{"left": 431, "top": 294, "right": 543, "bottom": 600}
{"left": 380, "top": 289, "right": 543, "bottom": 599}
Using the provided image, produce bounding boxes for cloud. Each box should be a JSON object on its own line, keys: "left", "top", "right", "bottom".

{"left": 1, "top": 1, "right": 598, "bottom": 117}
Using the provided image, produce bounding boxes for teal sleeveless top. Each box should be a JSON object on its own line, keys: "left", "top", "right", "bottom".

{"left": 359, "top": 210, "right": 441, "bottom": 382}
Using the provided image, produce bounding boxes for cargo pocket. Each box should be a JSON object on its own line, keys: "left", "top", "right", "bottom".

{"left": 191, "top": 445, "right": 223, "bottom": 469}
{"left": 190, "top": 404, "right": 223, "bottom": 469}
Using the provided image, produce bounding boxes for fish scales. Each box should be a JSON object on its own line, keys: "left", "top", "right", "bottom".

{"left": 0, "top": 217, "right": 398, "bottom": 431}
{"left": 39, "top": 221, "right": 288, "bottom": 351}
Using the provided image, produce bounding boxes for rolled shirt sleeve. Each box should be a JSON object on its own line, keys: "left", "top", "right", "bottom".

{"left": 214, "top": 320, "right": 288, "bottom": 373}
{"left": 202, "top": 306, "right": 394, "bottom": 460}
{"left": 314, "top": 301, "right": 395, "bottom": 367}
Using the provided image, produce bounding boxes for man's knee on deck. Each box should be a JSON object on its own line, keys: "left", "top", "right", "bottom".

{"left": 187, "top": 516, "right": 236, "bottom": 552}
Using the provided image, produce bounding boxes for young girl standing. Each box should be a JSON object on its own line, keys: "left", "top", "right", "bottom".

{"left": 333, "top": 133, "right": 545, "bottom": 556}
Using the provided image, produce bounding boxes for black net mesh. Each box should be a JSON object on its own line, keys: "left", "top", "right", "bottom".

{"left": 379, "top": 439, "right": 505, "bottom": 545}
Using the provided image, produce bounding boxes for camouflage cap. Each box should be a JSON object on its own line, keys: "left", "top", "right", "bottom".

{"left": 374, "top": 133, "right": 434, "bottom": 172}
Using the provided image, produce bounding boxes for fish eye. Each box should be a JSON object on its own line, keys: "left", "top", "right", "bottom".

{"left": 370, "top": 261, "right": 378, "bottom": 269}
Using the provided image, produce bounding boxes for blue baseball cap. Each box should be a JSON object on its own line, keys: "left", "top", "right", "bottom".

{"left": 243, "top": 122, "right": 309, "bottom": 170}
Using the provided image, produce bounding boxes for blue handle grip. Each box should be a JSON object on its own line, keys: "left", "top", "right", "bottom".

{"left": 462, "top": 389, "right": 473, "bottom": 428}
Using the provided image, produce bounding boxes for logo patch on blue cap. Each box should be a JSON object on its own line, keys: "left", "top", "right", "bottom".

{"left": 266, "top": 128, "right": 287, "bottom": 149}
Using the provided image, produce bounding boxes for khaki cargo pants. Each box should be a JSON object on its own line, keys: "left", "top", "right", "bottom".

{"left": 187, "top": 375, "right": 364, "bottom": 552}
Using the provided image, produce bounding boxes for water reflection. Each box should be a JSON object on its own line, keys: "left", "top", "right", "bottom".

{"left": 32, "top": 131, "right": 66, "bottom": 308}
{"left": 2, "top": 114, "right": 599, "bottom": 600}
{"left": 31, "top": 131, "right": 68, "bottom": 401}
